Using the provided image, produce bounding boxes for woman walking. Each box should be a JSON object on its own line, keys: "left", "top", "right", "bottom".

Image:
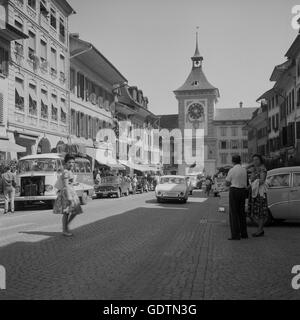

{"left": 53, "top": 154, "right": 83, "bottom": 237}
{"left": 248, "top": 154, "right": 268, "bottom": 238}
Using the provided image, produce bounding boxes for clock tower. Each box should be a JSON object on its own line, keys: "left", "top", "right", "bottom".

{"left": 174, "top": 31, "right": 219, "bottom": 176}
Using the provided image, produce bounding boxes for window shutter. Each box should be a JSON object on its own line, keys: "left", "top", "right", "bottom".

{"left": 0, "top": 92, "right": 3, "bottom": 124}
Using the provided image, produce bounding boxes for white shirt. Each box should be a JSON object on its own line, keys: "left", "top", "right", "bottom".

{"left": 226, "top": 164, "right": 247, "bottom": 189}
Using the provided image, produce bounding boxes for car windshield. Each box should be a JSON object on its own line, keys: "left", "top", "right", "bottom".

{"left": 160, "top": 177, "right": 185, "bottom": 184}
{"left": 18, "top": 159, "right": 59, "bottom": 173}
{"left": 101, "top": 176, "right": 120, "bottom": 184}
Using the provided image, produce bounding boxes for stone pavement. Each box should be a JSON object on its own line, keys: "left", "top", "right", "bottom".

{"left": 0, "top": 192, "right": 300, "bottom": 300}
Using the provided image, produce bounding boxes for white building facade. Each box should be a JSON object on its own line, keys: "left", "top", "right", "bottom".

{"left": 5, "top": 0, "right": 74, "bottom": 158}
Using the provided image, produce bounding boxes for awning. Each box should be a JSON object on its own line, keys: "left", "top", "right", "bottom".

{"left": 86, "top": 147, "right": 125, "bottom": 170}
{"left": 108, "top": 163, "right": 125, "bottom": 170}
{"left": 0, "top": 139, "right": 26, "bottom": 153}
{"left": 0, "top": 23, "right": 29, "bottom": 41}
{"left": 119, "top": 160, "right": 154, "bottom": 172}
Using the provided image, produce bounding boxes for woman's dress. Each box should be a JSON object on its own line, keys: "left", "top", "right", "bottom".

{"left": 53, "top": 169, "right": 83, "bottom": 215}
{"left": 248, "top": 165, "right": 268, "bottom": 220}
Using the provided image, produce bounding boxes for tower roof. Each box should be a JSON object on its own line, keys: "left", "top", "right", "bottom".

{"left": 174, "top": 66, "right": 219, "bottom": 94}
{"left": 174, "top": 30, "right": 219, "bottom": 96}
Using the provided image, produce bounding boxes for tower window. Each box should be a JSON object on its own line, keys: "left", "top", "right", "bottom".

{"left": 191, "top": 81, "right": 199, "bottom": 86}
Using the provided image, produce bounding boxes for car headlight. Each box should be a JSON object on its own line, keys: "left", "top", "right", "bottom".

{"left": 45, "top": 185, "right": 54, "bottom": 192}
{"left": 157, "top": 191, "right": 162, "bottom": 196}
{"left": 180, "top": 192, "right": 184, "bottom": 196}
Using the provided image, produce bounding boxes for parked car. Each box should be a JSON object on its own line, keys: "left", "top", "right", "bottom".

{"left": 155, "top": 175, "right": 189, "bottom": 203}
{"left": 94, "top": 176, "right": 131, "bottom": 198}
{"left": 260, "top": 166, "right": 300, "bottom": 224}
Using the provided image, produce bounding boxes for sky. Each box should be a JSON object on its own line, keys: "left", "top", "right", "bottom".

{"left": 68, "top": 0, "right": 298, "bottom": 115}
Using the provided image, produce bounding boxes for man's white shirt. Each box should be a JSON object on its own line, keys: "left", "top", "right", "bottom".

{"left": 226, "top": 165, "right": 247, "bottom": 189}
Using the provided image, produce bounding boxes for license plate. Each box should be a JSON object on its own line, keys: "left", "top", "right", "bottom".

{"left": 164, "top": 192, "right": 178, "bottom": 197}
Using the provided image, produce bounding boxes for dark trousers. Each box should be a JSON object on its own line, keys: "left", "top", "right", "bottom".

{"left": 229, "top": 187, "right": 247, "bottom": 239}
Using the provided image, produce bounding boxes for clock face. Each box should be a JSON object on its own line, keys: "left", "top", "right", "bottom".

{"left": 187, "top": 103, "right": 204, "bottom": 122}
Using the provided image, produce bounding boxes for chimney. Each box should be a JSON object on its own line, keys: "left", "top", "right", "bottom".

{"left": 239, "top": 102, "right": 243, "bottom": 108}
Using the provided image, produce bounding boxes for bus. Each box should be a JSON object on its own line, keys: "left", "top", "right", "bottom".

{"left": 15, "top": 154, "right": 94, "bottom": 209}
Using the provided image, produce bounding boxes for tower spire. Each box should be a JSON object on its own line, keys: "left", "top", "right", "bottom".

{"left": 194, "top": 27, "right": 201, "bottom": 57}
{"left": 191, "top": 27, "right": 203, "bottom": 67}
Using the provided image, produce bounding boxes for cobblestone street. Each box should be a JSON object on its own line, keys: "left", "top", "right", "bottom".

{"left": 0, "top": 191, "right": 300, "bottom": 300}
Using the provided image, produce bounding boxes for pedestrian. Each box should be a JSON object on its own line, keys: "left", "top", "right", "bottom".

{"left": 132, "top": 174, "right": 138, "bottom": 194}
{"left": 248, "top": 154, "right": 268, "bottom": 237}
{"left": 53, "top": 154, "right": 83, "bottom": 237}
{"left": 205, "top": 176, "right": 212, "bottom": 197}
{"left": 94, "top": 169, "right": 101, "bottom": 185}
{"left": 1, "top": 166, "right": 16, "bottom": 214}
{"left": 225, "top": 155, "right": 248, "bottom": 240}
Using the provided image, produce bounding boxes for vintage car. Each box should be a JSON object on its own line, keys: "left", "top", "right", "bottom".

{"left": 261, "top": 166, "right": 300, "bottom": 223}
{"left": 94, "top": 176, "right": 131, "bottom": 198}
{"left": 155, "top": 175, "right": 189, "bottom": 203}
{"left": 14, "top": 154, "right": 94, "bottom": 209}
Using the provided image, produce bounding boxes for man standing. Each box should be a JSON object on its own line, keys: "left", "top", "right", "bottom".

{"left": 225, "top": 155, "right": 248, "bottom": 240}
{"left": 1, "top": 166, "right": 16, "bottom": 214}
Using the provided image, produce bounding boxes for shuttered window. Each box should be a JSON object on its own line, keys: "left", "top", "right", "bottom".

{"left": 0, "top": 93, "right": 3, "bottom": 124}
{"left": 41, "top": 89, "right": 48, "bottom": 119}
{"left": 0, "top": 48, "right": 9, "bottom": 76}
